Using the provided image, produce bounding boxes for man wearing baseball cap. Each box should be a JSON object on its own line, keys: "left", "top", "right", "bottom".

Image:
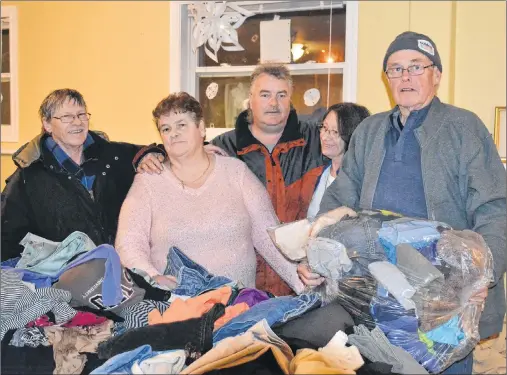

{"left": 311, "top": 31, "right": 506, "bottom": 374}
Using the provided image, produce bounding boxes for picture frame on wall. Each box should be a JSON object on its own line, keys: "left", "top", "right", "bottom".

{"left": 494, "top": 106, "right": 506, "bottom": 163}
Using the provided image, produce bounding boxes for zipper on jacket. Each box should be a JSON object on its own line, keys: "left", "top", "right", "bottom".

{"left": 263, "top": 145, "right": 276, "bottom": 166}
{"left": 68, "top": 175, "right": 108, "bottom": 237}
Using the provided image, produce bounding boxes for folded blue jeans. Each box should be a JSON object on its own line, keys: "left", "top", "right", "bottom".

{"left": 15, "top": 232, "right": 96, "bottom": 275}
{"left": 163, "top": 247, "right": 233, "bottom": 297}
{"left": 213, "top": 293, "right": 321, "bottom": 343}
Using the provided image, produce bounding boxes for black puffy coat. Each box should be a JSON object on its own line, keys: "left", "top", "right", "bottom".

{"left": 1, "top": 131, "right": 144, "bottom": 261}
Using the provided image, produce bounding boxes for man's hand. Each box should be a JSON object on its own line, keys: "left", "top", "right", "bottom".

{"left": 309, "top": 206, "right": 357, "bottom": 237}
{"left": 297, "top": 262, "right": 325, "bottom": 287}
{"left": 153, "top": 274, "right": 178, "bottom": 289}
{"left": 204, "top": 144, "right": 229, "bottom": 156}
{"left": 137, "top": 153, "right": 165, "bottom": 175}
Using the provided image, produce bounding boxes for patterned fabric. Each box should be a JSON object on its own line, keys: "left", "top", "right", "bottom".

{"left": 45, "top": 134, "right": 96, "bottom": 192}
{"left": 9, "top": 327, "right": 50, "bottom": 348}
{"left": 115, "top": 300, "right": 171, "bottom": 333}
{"left": 0, "top": 269, "right": 77, "bottom": 340}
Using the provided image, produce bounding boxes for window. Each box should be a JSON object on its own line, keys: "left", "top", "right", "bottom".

{"left": 169, "top": 1, "right": 358, "bottom": 137}
{"left": 1, "top": 6, "right": 19, "bottom": 143}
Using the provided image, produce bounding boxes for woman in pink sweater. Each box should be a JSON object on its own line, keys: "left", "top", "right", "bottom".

{"left": 115, "top": 92, "right": 304, "bottom": 293}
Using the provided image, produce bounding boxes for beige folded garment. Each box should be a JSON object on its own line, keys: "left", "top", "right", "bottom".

{"left": 268, "top": 219, "right": 311, "bottom": 261}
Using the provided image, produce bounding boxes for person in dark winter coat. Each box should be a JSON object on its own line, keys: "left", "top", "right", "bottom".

{"left": 1, "top": 88, "right": 148, "bottom": 261}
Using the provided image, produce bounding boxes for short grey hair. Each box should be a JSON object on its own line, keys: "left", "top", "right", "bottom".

{"left": 247, "top": 63, "right": 293, "bottom": 124}
{"left": 250, "top": 62, "right": 293, "bottom": 89}
{"left": 38, "top": 89, "right": 87, "bottom": 123}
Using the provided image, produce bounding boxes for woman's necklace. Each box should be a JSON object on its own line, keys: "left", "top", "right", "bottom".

{"left": 172, "top": 154, "right": 211, "bottom": 189}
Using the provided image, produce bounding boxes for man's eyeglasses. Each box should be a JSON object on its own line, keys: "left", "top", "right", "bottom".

{"left": 385, "top": 64, "right": 435, "bottom": 79}
{"left": 318, "top": 124, "right": 339, "bottom": 136}
{"left": 53, "top": 113, "right": 91, "bottom": 123}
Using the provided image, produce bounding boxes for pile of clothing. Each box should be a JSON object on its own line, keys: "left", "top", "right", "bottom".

{"left": 3, "top": 231, "right": 402, "bottom": 375}
{"left": 271, "top": 210, "right": 493, "bottom": 373}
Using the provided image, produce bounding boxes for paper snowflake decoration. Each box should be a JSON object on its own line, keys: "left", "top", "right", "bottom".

{"left": 188, "top": 1, "right": 254, "bottom": 63}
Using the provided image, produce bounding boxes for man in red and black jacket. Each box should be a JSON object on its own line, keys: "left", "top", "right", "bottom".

{"left": 137, "top": 63, "right": 325, "bottom": 296}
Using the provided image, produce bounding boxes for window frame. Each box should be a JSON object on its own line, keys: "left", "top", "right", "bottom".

{"left": 169, "top": 1, "right": 359, "bottom": 104}
{"left": 1, "top": 5, "right": 19, "bottom": 143}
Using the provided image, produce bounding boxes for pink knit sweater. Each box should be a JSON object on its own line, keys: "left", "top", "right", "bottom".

{"left": 115, "top": 155, "right": 304, "bottom": 293}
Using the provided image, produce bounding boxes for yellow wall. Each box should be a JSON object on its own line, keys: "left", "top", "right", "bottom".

{"left": 356, "top": 1, "right": 506, "bottom": 134}
{"left": 454, "top": 1, "right": 506, "bottom": 132}
{"left": 1, "top": 1, "right": 506, "bottom": 188}
{"left": 1, "top": 1, "right": 170, "bottom": 187}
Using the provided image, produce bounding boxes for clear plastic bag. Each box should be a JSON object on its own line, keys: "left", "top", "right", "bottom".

{"left": 318, "top": 211, "right": 493, "bottom": 373}
{"left": 269, "top": 209, "right": 493, "bottom": 373}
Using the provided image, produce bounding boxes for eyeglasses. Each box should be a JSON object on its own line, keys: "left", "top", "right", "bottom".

{"left": 318, "top": 124, "right": 339, "bottom": 136}
{"left": 385, "top": 64, "right": 435, "bottom": 78}
{"left": 53, "top": 113, "right": 91, "bottom": 123}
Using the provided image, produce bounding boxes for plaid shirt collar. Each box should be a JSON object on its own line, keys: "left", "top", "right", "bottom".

{"left": 45, "top": 134, "right": 94, "bottom": 166}
{"left": 45, "top": 134, "right": 96, "bottom": 193}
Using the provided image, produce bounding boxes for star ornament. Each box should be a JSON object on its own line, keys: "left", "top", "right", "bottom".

{"left": 188, "top": 1, "right": 255, "bottom": 63}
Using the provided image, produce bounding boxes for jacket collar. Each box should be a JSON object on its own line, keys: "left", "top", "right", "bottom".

{"left": 381, "top": 96, "right": 446, "bottom": 149}
{"left": 12, "top": 130, "right": 108, "bottom": 169}
{"left": 235, "top": 109, "right": 304, "bottom": 151}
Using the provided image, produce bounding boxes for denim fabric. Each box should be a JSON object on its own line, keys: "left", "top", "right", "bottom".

{"left": 317, "top": 214, "right": 387, "bottom": 277}
{"left": 233, "top": 288, "right": 270, "bottom": 308}
{"left": 164, "top": 247, "right": 234, "bottom": 297}
{"left": 15, "top": 232, "right": 96, "bottom": 275}
{"left": 91, "top": 344, "right": 152, "bottom": 374}
{"left": 213, "top": 293, "right": 321, "bottom": 344}
{"left": 53, "top": 245, "right": 123, "bottom": 306}
{"left": 90, "top": 344, "right": 186, "bottom": 375}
